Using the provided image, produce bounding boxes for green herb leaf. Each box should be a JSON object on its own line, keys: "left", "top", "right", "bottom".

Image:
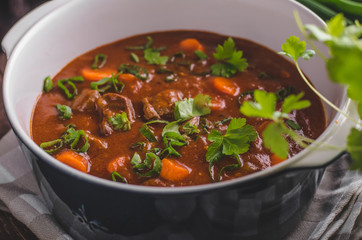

{"left": 174, "top": 94, "right": 211, "bottom": 121}
{"left": 111, "top": 171, "right": 127, "bottom": 183}
{"left": 43, "top": 76, "right": 53, "bottom": 92}
{"left": 263, "top": 122, "right": 289, "bottom": 159}
{"left": 40, "top": 139, "right": 63, "bottom": 154}
{"left": 108, "top": 112, "right": 131, "bottom": 131}
{"left": 139, "top": 120, "right": 169, "bottom": 142}
{"left": 91, "top": 54, "right": 107, "bottom": 69}
{"left": 118, "top": 64, "right": 149, "bottom": 81}
{"left": 144, "top": 48, "right": 169, "bottom": 65}
{"left": 211, "top": 37, "right": 248, "bottom": 77}
{"left": 130, "top": 52, "right": 139, "bottom": 63}
{"left": 90, "top": 74, "right": 124, "bottom": 93}
{"left": 285, "top": 120, "right": 301, "bottom": 130}
{"left": 63, "top": 127, "right": 89, "bottom": 153}
{"left": 130, "top": 142, "right": 146, "bottom": 151}
{"left": 282, "top": 92, "right": 311, "bottom": 114}
{"left": 57, "top": 76, "right": 84, "bottom": 99}
{"left": 56, "top": 104, "right": 72, "bottom": 120}
{"left": 161, "top": 120, "right": 187, "bottom": 157}
{"left": 279, "top": 36, "right": 315, "bottom": 61}
{"left": 194, "top": 50, "right": 208, "bottom": 60}
{"left": 240, "top": 90, "right": 278, "bottom": 120}
{"left": 131, "top": 152, "right": 162, "bottom": 177}
{"left": 183, "top": 122, "right": 200, "bottom": 135}
{"left": 206, "top": 118, "right": 256, "bottom": 180}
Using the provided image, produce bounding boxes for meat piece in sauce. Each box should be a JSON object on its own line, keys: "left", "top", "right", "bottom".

{"left": 96, "top": 93, "right": 136, "bottom": 135}
{"left": 71, "top": 89, "right": 101, "bottom": 112}
{"left": 142, "top": 89, "right": 183, "bottom": 120}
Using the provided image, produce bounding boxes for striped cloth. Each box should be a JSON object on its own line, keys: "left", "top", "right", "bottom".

{"left": 0, "top": 130, "right": 361, "bottom": 240}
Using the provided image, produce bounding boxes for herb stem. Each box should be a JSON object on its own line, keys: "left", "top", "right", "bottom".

{"left": 295, "top": 62, "right": 360, "bottom": 125}
{"left": 294, "top": 11, "right": 328, "bottom": 62}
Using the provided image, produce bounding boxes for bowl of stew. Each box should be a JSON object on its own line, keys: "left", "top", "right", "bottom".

{"left": 2, "top": 0, "right": 356, "bottom": 239}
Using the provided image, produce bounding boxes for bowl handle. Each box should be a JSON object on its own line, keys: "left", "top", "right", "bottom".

{"left": 1, "top": 0, "right": 69, "bottom": 58}
{"left": 287, "top": 99, "right": 358, "bottom": 169}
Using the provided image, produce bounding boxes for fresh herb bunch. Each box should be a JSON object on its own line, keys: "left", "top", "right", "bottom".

{"left": 242, "top": 12, "right": 362, "bottom": 170}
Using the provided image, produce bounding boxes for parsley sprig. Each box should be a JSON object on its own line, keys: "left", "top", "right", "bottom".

{"left": 206, "top": 118, "right": 257, "bottom": 181}
{"left": 211, "top": 37, "right": 248, "bottom": 78}
{"left": 278, "top": 12, "right": 362, "bottom": 170}
{"left": 241, "top": 90, "right": 311, "bottom": 158}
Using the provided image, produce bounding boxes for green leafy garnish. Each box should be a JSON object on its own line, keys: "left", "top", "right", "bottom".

{"left": 194, "top": 50, "right": 208, "bottom": 60}
{"left": 161, "top": 120, "right": 187, "bottom": 157}
{"left": 279, "top": 36, "right": 315, "bottom": 62}
{"left": 130, "top": 52, "right": 139, "bottom": 63}
{"left": 285, "top": 120, "right": 301, "bottom": 130}
{"left": 118, "top": 64, "right": 149, "bottom": 81}
{"left": 130, "top": 142, "right": 146, "bottom": 151}
{"left": 144, "top": 48, "right": 169, "bottom": 65}
{"left": 57, "top": 76, "right": 84, "bottom": 99}
{"left": 90, "top": 74, "right": 124, "bottom": 93}
{"left": 91, "top": 54, "right": 107, "bottom": 69}
{"left": 43, "top": 76, "right": 53, "bottom": 92}
{"left": 139, "top": 120, "right": 169, "bottom": 142}
{"left": 56, "top": 104, "right": 72, "bottom": 120}
{"left": 241, "top": 90, "right": 311, "bottom": 158}
{"left": 131, "top": 152, "right": 162, "bottom": 177}
{"left": 40, "top": 139, "right": 63, "bottom": 154}
{"left": 40, "top": 124, "right": 89, "bottom": 154}
{"left": 62, "top": 125, "right": 89, "bottom": 153}
{"left": 108, "top": 112, "right": 131, "bottom": 131}
{"left": 210, "top": 37, "right": 248, "bottom": 77}
{"left": 206, "top": 118, "right": 257, "bottom": 181}
{"left": 111, "top": 172, "right": 127, "bottom": 183}
{"left": 183, "top": 122, "right": 200, "bottom": 135}
{"left": 174, "top": 94, "right": 211, "bottom": 121}
{"left": 156, "top": 68, "right": 178, "bottom": 82}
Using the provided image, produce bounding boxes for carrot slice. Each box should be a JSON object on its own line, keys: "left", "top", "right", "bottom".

{"left": 56, "top": 150, "right": 89, "bottom": 173}
{"left": 179, "top": 38, "right": 204, "bottom": 52}
{"left": 212, "top": 77, "right": 240, "bottom": 96}
{"left": 81, "top": 67, "right": 117, "bottom": 81}
{"left": 118, "top": 73, "right": 137, "bottom": 82}
{"left": 160, "top": 158, "right": 190, "bottom": 181}
{"left": 107, "top": 157, "right": 127, "bottom": 174}
{"left": 270, "top": 154, "right": 287, "bottom": 166}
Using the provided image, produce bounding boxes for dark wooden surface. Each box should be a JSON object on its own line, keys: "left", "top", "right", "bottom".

{"left": 0, "top": 1, "right": 47, "bottom": 239}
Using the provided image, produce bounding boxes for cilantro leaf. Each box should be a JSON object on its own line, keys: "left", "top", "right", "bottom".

{"left": 279, "top": 36, "right": 315, "bottom": 62}
{"left": 211, "top": 37, "right": 248, "bottom": 77}
{"left": 263, "top": 122, "right": 289, "bottom": 159}
{"left": 144, "top": 48, "right": 169, "bottom": 65}
{"left": 206, "top": 118, "right": 256, "bottom": 180}
{"left": 282, "top": 92, "right": 311, "bottom": 114}
{"left": 240, "top": 90, "right": 278, "bottom": 120}
{"left": 161, "top": 120, "right": 187, "bottom": 157}
{"left": 174, "top": 94, "right": 211, "bottom": 121}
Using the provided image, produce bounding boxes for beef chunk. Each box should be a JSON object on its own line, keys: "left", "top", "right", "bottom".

{"left": 71, "top": 89, "right": 101, "bottom": 112}
{"left": 96, "top": 93, "right": 136, "bottom": 136}
{"left": 142, "top": 90, "right": 183, "bottom": 120}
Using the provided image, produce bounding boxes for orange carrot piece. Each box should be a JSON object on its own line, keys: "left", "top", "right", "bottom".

{"left": 56, "top": 150, "right": 89, "bottom": 173}
{"left": 179, "top": 38, "right": 204, "bottom": 52}
{"left": 160, "top": 158, "right": 190, "bottom": 181}
{"left": 107, "top": 157, "right": 127, "bottom": 174}
{"left": 210, "top": 98, "right": 226, "bottom": 111}
{"left": 81, "top": 67, "right": 117, "bottom": 81}
{"left": 118, "top": 73, "right": 137, "bottom": 82}
{"left": 270, "top": 154, "right": 287, "bottom": 166}
{"left": 212, "top": 77, "right": 240, "bottom": 96}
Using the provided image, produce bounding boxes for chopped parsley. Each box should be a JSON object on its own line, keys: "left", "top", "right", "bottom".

{"left": 211, "top": 37, "right": 248, "bottom": 78}
{"left": 108, "top": 112, "right": 131, "bottom": 131}
{"left": 56, "top": 104, "right": 72, "bottom": 120}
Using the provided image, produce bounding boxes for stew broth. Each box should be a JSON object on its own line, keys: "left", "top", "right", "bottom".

{"left": 31, "top": 31, "right": 326, "bottom": 186}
